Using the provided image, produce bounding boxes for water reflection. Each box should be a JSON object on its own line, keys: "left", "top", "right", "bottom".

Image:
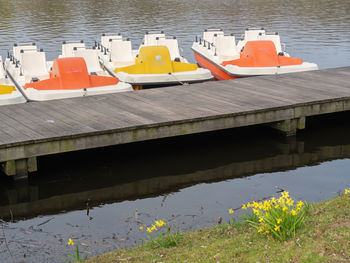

{"left": 1, "top": 113, "right": 350, "bottom": 222}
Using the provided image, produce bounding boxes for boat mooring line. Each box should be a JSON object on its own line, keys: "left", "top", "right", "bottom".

{"left": 5, "top": 69, "right": 33, "bottom": 103}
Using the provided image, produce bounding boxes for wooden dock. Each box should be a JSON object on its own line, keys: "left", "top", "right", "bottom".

{"left": 1, "top": 66, "right": 350, "bottom": 179}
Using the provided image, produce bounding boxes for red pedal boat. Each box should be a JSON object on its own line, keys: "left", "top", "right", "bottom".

{"left": 192, "top": 28, "right": 318, "bottom": 80}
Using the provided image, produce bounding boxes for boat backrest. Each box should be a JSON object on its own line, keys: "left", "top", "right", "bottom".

{"left": 73, "top": 49, "right": 101, "bottom": 73}
{"left": 258, "top": 33, "right": 282, "bottom": 54}
{"left": 101, "top": 35, "right": 122, "bottom": 50}
{"left": 215, "top": 36, "right": 239, "bottom": 59}
{"left": 13, "top": 45, "right": 37, "bottom": 61}
{"left": 110, "top": 40, "right": 134, "bottom": 63}
{"left": 203, "top": 31, "right": 224, "bottom": 45}
{"left": 20, "top": 50, "right": 48, "bottom": 77}
{"left": 62, "top": 43, "right": 86, "bottom": 57}
{"left": 244, "top": 29, "right": 266, "bottom": 41}
{"left": 144, "top": 33, "right": 165, "bottom": 46}
{"left": 0, "top": 56, "right": 5, "bottom": 78}
{"left": 156, "top": 39, "right": 180, "bottom": 60}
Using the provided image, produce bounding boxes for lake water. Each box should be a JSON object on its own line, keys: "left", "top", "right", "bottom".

{"left": 0, "top": 0, "right": 350, "bottom": 262}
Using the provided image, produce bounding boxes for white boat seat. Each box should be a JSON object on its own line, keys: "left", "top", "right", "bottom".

{"left": 0, "top": 56, "right": 5, "bottom": 78}
{"left": 13, "top": 44, "right": 37, "bottom": 60}
{"left": 215, "top": 36, "right": 239, "bottom": 60}
{"left": 258, "top": 34, "right": 282, "bottom": 54}
{"left": 110, "top": 40, "right": 134, "bottom": 66}
{"left": 101, "top": 35, "right": 123, "bottom": 51}
{"left": 144, "top": 33, "right": 165, "bottom": 46}
{"left": 62, "top": 43, "right": 86, "bottom": 57}
{"left": 203, "top": 31, "right": 224, "bottom": 45}
{"left": 20, "top": 51, "right": 49, "bottom": 79}
{"left": 156, "top": 39, "right": 180, "bottom": 60}
{"left": 73, "top": 49, "right": 101, "bottom": 73}
{"left": 244, "top": 29, "right": 266, "bottom": 41}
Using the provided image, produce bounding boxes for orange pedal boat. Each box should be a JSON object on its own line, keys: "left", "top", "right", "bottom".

{"left": 192, "top": 28, "right": 318, "bottom": 80}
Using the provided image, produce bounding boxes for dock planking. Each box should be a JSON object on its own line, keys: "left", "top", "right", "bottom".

{"left": 1, "top": 66, "right": 350, "bottom": 178}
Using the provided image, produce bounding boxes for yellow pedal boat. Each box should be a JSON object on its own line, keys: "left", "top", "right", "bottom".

{"left": 98, "top": 32, "right": 213, "bottom": 89}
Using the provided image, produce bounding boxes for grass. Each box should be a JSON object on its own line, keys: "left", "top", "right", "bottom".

{"left": 87, "top": 194, "right": 350, "bottom": 263}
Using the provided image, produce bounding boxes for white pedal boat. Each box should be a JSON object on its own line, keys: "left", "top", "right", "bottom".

{"left": 5, "top": 42, "right": 132, "bottom": 101}
{"left": 0, "top": 55, "right": 26, "bottom": 105}
{"left": 192, "top": 28, "right": 318, "bottom": 80}
{"left": 97, "top": 32, "right": 213, "bottom": 89}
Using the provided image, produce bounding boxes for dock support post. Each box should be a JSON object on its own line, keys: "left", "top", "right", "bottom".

{"left": 269, "top": 117, "right": 305, "bottom": 137}
{"left": 1, "top": 157, "right": 37, "bottom": 180}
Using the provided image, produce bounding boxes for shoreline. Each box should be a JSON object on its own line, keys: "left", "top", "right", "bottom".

{"left": 86, "top": 193, "right": 350, "bottom": 262}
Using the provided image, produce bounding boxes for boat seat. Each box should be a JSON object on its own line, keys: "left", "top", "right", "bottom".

{"left": 258, "top": 34, "right": 282, "bottom": 54}
{"left": 110, "top": 40, "right": 134, "bottom": 67}
{"left": 237, "top": 29, "right": 266, "bottom": 52}
{"left": 20, "top": 51, "right": 49, "bottom": 81}
{"left": 101, "top": 35, "right": 122, "bottom": 50}
{"left": 203, "top": 31, "right": 224, "bottom": 45}
{"left": 156, "top": 39, "right": 180, "bottom": 60}
{"left": 62, "top": 43, "right": 86, "bottom": 57}
{"left": 244, "top": 29, "right": 266, "bottom": 41}
{"left": 215, "top": 36, "right": 240, "bottom": 60}
{"left": 73, "top": 49, "right": 102, "bottom": 73}
{"left": 144, "top": 33, "right": 165, "bottom": 46}
{"left": 13, "top": 44, "right": 37, "bottom": 60}
{"left": 0, "top": 56, "right": 5, "bottom": 78}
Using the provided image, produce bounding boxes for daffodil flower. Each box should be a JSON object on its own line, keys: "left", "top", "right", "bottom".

{"left": 67, "top": 238, "right": 74, "bottom": 246}
{"left": 276, "top": 218, "right": 282, "bottom": 224}
{"left": 139, "top": 226, "right": 144, "bottom": 230}
{"left": 274, "top": 225, "right": 280, "bottom": 231}
{"left": 229, "top": 208, "right": 234, "bottom": 214}
{"left": 242, "top": 204, "right": 247, "bottom": 210}
{"left": 345, "top": 189, "right": 350, "bottom": 195}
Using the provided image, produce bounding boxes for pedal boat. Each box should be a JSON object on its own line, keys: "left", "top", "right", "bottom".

{"left": 192, "top": 28, "right": 318, "bottom": 80}
{"left": 0, "top": 55, "right": 25, "bottom": 105}
{"left": 5, "top": 43, "right": 132, "bottom": 101}
{"left": 97, "top": 32, "right": 213, "bottom": 89}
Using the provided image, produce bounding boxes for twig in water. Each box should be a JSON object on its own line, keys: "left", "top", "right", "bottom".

{"left": 37, "top": 217, "right": 54, "bottom": 227}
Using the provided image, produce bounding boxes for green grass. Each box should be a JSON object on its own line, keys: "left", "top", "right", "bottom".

{"left": 87, "top": 194, "right": 350, "bottom": 263}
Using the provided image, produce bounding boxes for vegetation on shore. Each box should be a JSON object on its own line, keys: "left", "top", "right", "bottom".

{"left": 84, "top": 190, "right": 350, "bottom": 263}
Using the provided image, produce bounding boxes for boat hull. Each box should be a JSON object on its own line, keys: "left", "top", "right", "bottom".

{"left": 193, "top": 51, "right": 239, "bottom": 80}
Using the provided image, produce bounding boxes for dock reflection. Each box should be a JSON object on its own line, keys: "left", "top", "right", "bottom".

{"left": 1, "top": 113, "right": 350, "bottom": 221}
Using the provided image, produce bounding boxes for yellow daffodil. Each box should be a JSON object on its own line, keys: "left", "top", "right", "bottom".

{"left": 282, "top": 206, "right": 287, "bottom": 212}
{"left": 345, "top": 189, "right": 350, "bottom": 195}
{"left": 297, "top": 201, "right": 304, "bottom": 207}
{"left": 229, "top": 208, "right": 234, "bottom": 214}
{"left": 286, "top": 199, "right": 294, "bottom": 206}
{"left": 147, "top": 227, "right": 152, "bottom": 233}
{"left": 274, "top": 225, "right": 280, "bottom": 231}
{"left": 151, "top": 225, "right": 157, "bottom": 231}
{"left": 282, "top": 191, "right": 289, "bottom": 198}
{"left": 155, "top": 220, "right": 165, "bottom": 227}
{"left": 139, "top": 226, "right": 144, "bottom": 230}
{"left": 67, "top": 238, "right": 74, "bottom": 246}
{"left": 259, "top": 217, "right": 264, "bottom": 222}
{"left": 291, "top": 209, "right": 297, "bottom": 216}
{"left": 277, "top": 218, "right": 282, "bottom": 224}
{"left": 258, "top": 228, "right": 263, "bottom": 233}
